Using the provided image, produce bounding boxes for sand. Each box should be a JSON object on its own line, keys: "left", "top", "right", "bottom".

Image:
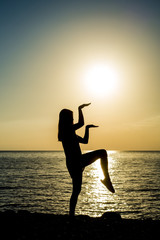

{"left": 0, "top": 210, "right": 159, "bottom": 240}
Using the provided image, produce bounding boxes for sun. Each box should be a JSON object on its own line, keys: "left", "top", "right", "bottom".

{"left": 83, "top": 62, "right": 119, "bottom": 98}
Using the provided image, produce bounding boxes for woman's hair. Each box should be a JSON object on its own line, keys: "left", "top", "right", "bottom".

{"left": 58, "top": 109, "right": 73, "bottom": 141}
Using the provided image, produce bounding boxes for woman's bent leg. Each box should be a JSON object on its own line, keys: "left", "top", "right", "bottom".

{"left": 70, "top": 172, "right": 82, "bottom": 216}
{"left": 81, "top": 149, "right": 115, "bottom": 193}
{"left": 81, "top": 149, "right": 108, "bottom": 176}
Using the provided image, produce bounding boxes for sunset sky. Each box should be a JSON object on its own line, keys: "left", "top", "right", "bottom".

{"left": 0, "top": 0, "right": 160, "bottom": 151}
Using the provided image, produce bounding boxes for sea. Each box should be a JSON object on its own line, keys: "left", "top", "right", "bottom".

{"left": 0, "top": 151, "right": 160, "bottom": 220}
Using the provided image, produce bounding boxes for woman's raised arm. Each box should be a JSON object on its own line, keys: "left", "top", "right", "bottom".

{"left": 73, "top": 103, "right": 91, "bottom": 130}
{"left": 77, "top": 125, "right": 99, "bottom": 144}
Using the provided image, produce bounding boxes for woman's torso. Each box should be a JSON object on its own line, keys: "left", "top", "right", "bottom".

{"left": 62, "top": 127, "right": 82, "bottom": 171}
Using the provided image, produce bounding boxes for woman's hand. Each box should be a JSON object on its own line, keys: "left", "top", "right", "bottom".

{"left": 79, "top": 103, "right": 91, "bottom": 109}
{"left": 86, "top": 124, "right": 99, "bottom": 128}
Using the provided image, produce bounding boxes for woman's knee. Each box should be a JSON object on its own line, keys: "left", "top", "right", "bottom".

{"left": 72, "top": 178, "right": 82, "bottom": 195}
{"left": 99, "top": 149, "right": 107, "bottom": 159}
{"left": 73, "top": 184, "right": 81, "bottom": 196}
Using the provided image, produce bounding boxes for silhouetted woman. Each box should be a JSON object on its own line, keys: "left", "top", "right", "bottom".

{"left": 58, "top": 103, "right": 115, "bottom": 216}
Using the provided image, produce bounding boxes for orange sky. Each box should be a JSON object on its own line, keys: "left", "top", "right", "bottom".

{"left": 0, "top": 1, "right": 160, "bottom": 150}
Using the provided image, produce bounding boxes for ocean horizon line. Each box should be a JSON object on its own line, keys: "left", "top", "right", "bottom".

{"left": 0, "top": 149, "right": 160, "bottom": 152}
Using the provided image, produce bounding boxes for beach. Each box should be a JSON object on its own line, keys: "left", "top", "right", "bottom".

{"left": 1, "top": 210, "right": 159, "bottom": 240}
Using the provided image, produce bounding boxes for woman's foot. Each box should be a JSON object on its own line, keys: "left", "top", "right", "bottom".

{"left": 101, "top": 177, "right": 115, "bottom": 193}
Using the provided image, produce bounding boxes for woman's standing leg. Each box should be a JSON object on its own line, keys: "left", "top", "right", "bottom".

{"left": 69, "top": 171, "right": 82, "bottom": 216}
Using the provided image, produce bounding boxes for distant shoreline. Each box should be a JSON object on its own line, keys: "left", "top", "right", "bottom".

{"left": 1, "top": 210, "right": 159, "bottom": 240}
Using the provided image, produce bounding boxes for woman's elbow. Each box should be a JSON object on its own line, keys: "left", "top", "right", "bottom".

{"left": 78, "top": 120, "right": 84, "bottom": 128}
{"left": 80, "top": 121, "right": 84, "bottom": 127}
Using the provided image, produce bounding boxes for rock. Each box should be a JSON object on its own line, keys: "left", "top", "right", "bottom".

{"left": 101, "top": 212, "right": 122, "bottom": 221}
{"left": 17, "top": 210, "right": 31, "bottom": 216}
{"left": 2, "top": 210, "right": 16, "bottom": 219}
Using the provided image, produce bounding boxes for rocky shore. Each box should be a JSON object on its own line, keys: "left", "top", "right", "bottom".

{"left": 0, "top": 210, "right": 159, "bottom": 240}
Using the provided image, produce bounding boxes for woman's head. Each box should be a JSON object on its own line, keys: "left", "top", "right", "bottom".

{"left": 58, "top": 109, "right": 73, "bottom": 141}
